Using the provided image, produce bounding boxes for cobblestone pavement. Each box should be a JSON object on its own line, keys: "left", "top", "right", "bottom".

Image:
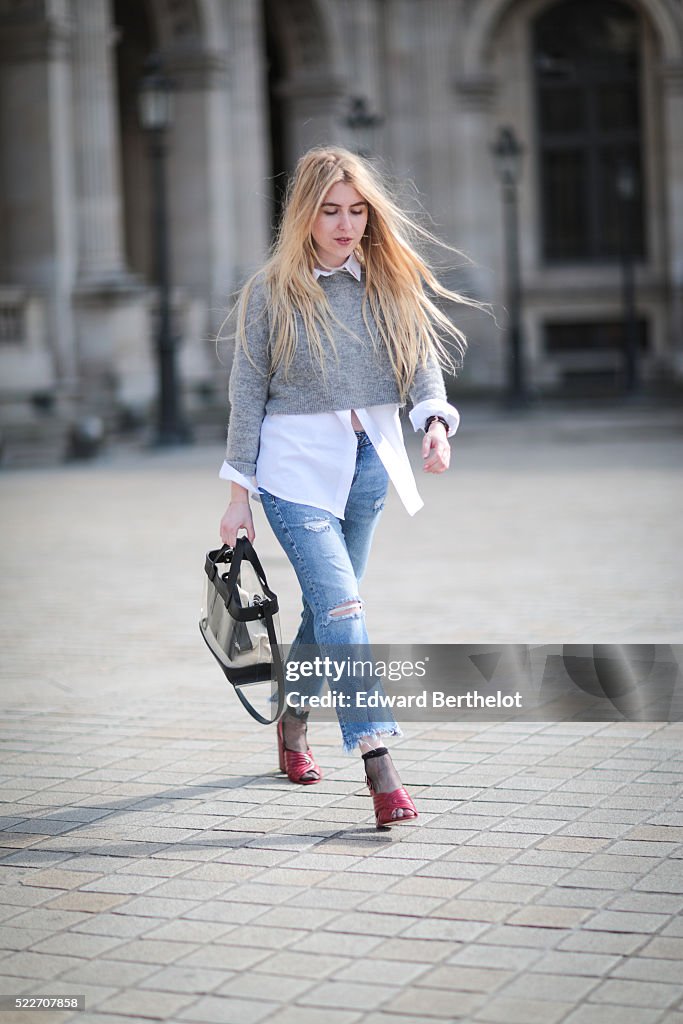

{"left": 1, "top": 402, "right": 682, "bottom": 1023}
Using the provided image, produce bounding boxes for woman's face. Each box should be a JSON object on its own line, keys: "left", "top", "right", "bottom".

{"left": 311, "top": 181, "right": 368, "bottom": 269}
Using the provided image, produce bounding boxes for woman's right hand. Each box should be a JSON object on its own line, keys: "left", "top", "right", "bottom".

{"left": 220, "top": 500, "right": 255, "bottom": 547}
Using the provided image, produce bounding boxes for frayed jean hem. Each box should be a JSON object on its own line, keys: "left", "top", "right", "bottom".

{"left": 341, "top": 723, "right": 403, "bottom": 754}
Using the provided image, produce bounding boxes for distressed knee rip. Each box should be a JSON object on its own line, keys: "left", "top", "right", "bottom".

{"left": 327, "top": 598, "right": 364, "bottom": 621}
{"left": 303, "top": 518, "right": 330, "bottom": 533}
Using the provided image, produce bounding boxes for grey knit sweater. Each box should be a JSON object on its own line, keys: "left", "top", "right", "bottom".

{"left": 226, "top": 269, "right": 448, "bottom": 475}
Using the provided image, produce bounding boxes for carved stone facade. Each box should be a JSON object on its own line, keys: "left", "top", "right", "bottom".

{"left": 1, "top": 0, "right": 682, "bottom": 454}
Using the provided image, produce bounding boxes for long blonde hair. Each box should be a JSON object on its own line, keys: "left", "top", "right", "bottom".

{"left": 236, "top": 146, "right": 481, "bottom": 399}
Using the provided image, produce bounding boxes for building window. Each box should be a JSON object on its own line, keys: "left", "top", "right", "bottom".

{"left": 545, "top": 320, "right": 648, "bottom": 355}
{"left": 533, "top": 0, "right": 645, "bottom": 263}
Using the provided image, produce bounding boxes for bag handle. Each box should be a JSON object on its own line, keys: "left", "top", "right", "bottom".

{"left": 203, "top": 538, "right": 285, "bottom": 725}
{"left": 231, "top": 613, "right": 286, "bottom": 725}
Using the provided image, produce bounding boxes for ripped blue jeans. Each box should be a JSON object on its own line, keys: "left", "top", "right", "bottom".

{"left": 259, "top": 431, "right": 402, "bottom": 752}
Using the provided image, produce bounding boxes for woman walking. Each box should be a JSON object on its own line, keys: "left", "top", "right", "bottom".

{"left": 220, "top": 146, "right": 473, "bottom": 826}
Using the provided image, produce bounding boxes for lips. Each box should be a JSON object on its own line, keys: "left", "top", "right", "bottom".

{"left": 336, "top": 238, "right": 352, "bottom": 244}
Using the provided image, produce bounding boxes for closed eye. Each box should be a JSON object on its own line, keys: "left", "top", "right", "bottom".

{"left": 324, "top": 208, "right": 366, "bottom": 216}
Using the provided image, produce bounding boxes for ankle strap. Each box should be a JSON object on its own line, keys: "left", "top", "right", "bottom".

{"left": 361, "top": 746, "right": 388, "bottom": 762}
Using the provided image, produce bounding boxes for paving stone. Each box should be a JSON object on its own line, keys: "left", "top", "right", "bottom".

{"left": 400, "top": 919, "right": 490, "bottom": 942}
{"left": 559, "top": 931, "right": 649, "bottom": 955}
{"left": 385, "top": 876, "right": 471, "bottom": 898}
{"left": 297, "top": 978, "right": 397, "bottom": 1010}
{"left": 507, "top": 905, "right": 590, "bottom": 928}
{"left": 236, "top": 1007, "right": 360, "bottom": 1024}
{"left": 57, "top": 957, "right": 159, "bottom": 988}
{"left": 286, "top": 887, "right": 367, "bottom": 911}
{"left": 93, "top": 988, "right": 204, "bottom": 1020}
{"left": 472, "top": 995, "right": 575, "bottom": 1023}
{"left": 178, "top": 991, "right": 278, "bottom": 1024}
{"left": 324, "top": 911, "right": 418, "bottom": 938}
{"left": 0, "top": 950, "right": 84, "bottom": 980}
{"left": 251, "top": 950, "right": 349, "bottom": 978}
{"left": 216, "top": 970, "right": 313, "bottom": 1001}
{"left": 501, "top": 971, "right": 599, "bottom": 1001}
{"left": 107, "top": 938, "right": 198, "bottom": 965}
{"left": 70, "top": 913, "right": 159, "bottom": 938}
{"left": 21, "top": 868, "right": 102, "bottom": 889}
{"left": 385, "top": 986, "right": 484, "bottom": 1018}
{"left": 28, "top": 933, "right": 123, "bottom": 958}
{"left": 588, "top": 977, "right": 682, "bottom": 1008}
{"left": 143, "top": 920, "right": 235, "bottom": 945}
{"left": 637, "top": 936, "right": 683, "bottom": 959}
{"left": 184, "top": 901, "right": 265, "bottom": 925}
{"left": 477, "top": 925, "right": 567, "bottom": 949}
{"left": 538, "top": 838, "right": 610, "bottom": 853}
{"left": 454, "top": 881, "right": 545, "bottom": 903}
{"left": 331, "top": 957, "right": 429, "bottom": 986}
{"left": 113, "top": 895, "right": 201, "bottom": 918}
{"left": 355, "top": 893, "right": 445, "bottom": 917}
{"left": 536, "top": 887, "right": 614, "bottom": 909}
{"left": 181, "top": 862, "right": 260, "bottom": 883}
{"left": 635, "top": 863, "right": 683, "bottom": 893}
{"left": 561, "top": 1006, "right": 663, "bottom": 1024}
{"left": 414, "top": 964, "right": 513, "bottom": 993}
{"left": 611, "top": 956, "right": 683, "bottom": 983}
{"left": 249, "top": 906, "right": 341, "bottom": 930}
{"left": 290, "top": 931, "right": 383, "bottom": 958}
{"left": 626, "top": 825, "right": 683, "bottom": 842}
{"left": 528, "top": 950, "right": 620, "bottom": 976}
{"left": 579, "top": 853, "right": 662, "bottom": 873}
{"left": 433, "top": 898, "right": 513, "bottom": 924}
{"left": 43, "top": 891, "right": 130, "bottom": 913}
{"left": 583, "top": 910, "right": 669, "bottom": 933}
{"left": 447, "top": 943, "right": 541, "bottom": 971}
{"left": 178, "top": 944, "right": 271, "bottom": 972}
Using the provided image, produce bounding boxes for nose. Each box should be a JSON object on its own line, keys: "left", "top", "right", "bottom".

{"left": 337, "top": 210, "right": 352, "bottom": 231}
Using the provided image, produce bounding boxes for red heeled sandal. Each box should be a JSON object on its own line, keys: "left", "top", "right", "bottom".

{"left": 277, "top": 716, "right": 321, "bottom": 785}
{"left": 362, "top": 747, "right": 418, "bottom": 828}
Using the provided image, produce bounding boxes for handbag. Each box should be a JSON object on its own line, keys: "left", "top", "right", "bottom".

{"left": 199, "top": 537, "right": 285, "bottom": 724}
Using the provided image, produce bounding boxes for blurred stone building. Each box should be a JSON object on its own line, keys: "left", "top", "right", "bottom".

{"left": 1, "top": 0, "right": 682, "bottom": 454}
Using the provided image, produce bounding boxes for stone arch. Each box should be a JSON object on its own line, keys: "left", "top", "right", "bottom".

{"left": 265, "top": 0, "right": 343, "bottom": 83}
{"left": 463, "top": 0, "right": 683, "bottom": 74}
{"left": 264, "top": 0, "right": 347, "bottom": 180}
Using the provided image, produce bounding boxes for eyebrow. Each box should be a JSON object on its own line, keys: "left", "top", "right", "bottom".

{"left": 321, "top": 201, "right": 368, "bottom": 209}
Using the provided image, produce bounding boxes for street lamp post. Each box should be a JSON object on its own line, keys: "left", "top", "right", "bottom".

{"left": 138, "top": 56, "right": 191, "bottom": 446}
{"left": 344, "top": 96, "right": 384, "bottom": 158}
{"left": 492, "top": 126, "right": 527, "bottom": 407}
{"left": 616, "top": 159, "right": 640, "bottom": 396}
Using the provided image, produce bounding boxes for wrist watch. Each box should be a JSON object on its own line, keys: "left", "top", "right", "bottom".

{"left": 424, "top": 415, "right": 449, "bottom": 433}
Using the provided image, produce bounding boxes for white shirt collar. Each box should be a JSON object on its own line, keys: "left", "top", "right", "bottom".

{"left": 313, "top": 252, "right": 362, "bottom": 282}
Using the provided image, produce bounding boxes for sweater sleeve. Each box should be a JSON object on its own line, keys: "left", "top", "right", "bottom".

{"left": 408, "top": 351, "right": 460, "bottom": 435}
{"left": 408, "top": 349, "right": 447, "bottom": 407}
{"left": 225, "top": 279, "right": 271, "bottom": 476}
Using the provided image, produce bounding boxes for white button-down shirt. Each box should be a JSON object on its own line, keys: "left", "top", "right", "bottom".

{"left": 220, "top": 253, "right": 459, "bottom": 518}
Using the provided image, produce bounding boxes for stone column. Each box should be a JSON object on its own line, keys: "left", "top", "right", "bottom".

{"left": 230, "top": 0, "right": 272, "bottom": 281}
{"left": 276, "top": 74, "right": 347, "bottom": 168}
{"left": 157, "top": 44, "right": 234, "bottom": 401}
{"left": 71, "top": 0, "right": 126, "bottom": 281}
{"left": 380, "top": 0, "right": 421, "bottom": 178}
{"left": 0, "top": 6, "right": 78, "bottom": 405}
{"left": 452, "top": 74, "right": 504, "bottom": 388}
{"left": 70, "top": 0, "right": 150, "bottom": 424}
{"left": 661, "top": 60, "right": 683, "bottom": 379}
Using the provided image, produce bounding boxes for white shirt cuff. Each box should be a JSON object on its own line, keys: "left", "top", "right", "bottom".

{"left": 219, "top": 460, "right": 260, "bottom": 498}
{"left": 409, "top": 399, "right": 460, "bottom": 437}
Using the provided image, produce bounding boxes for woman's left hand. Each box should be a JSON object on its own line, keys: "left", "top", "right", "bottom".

{"left": 422, "top": 422, "right": 450, "bottom": 473}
